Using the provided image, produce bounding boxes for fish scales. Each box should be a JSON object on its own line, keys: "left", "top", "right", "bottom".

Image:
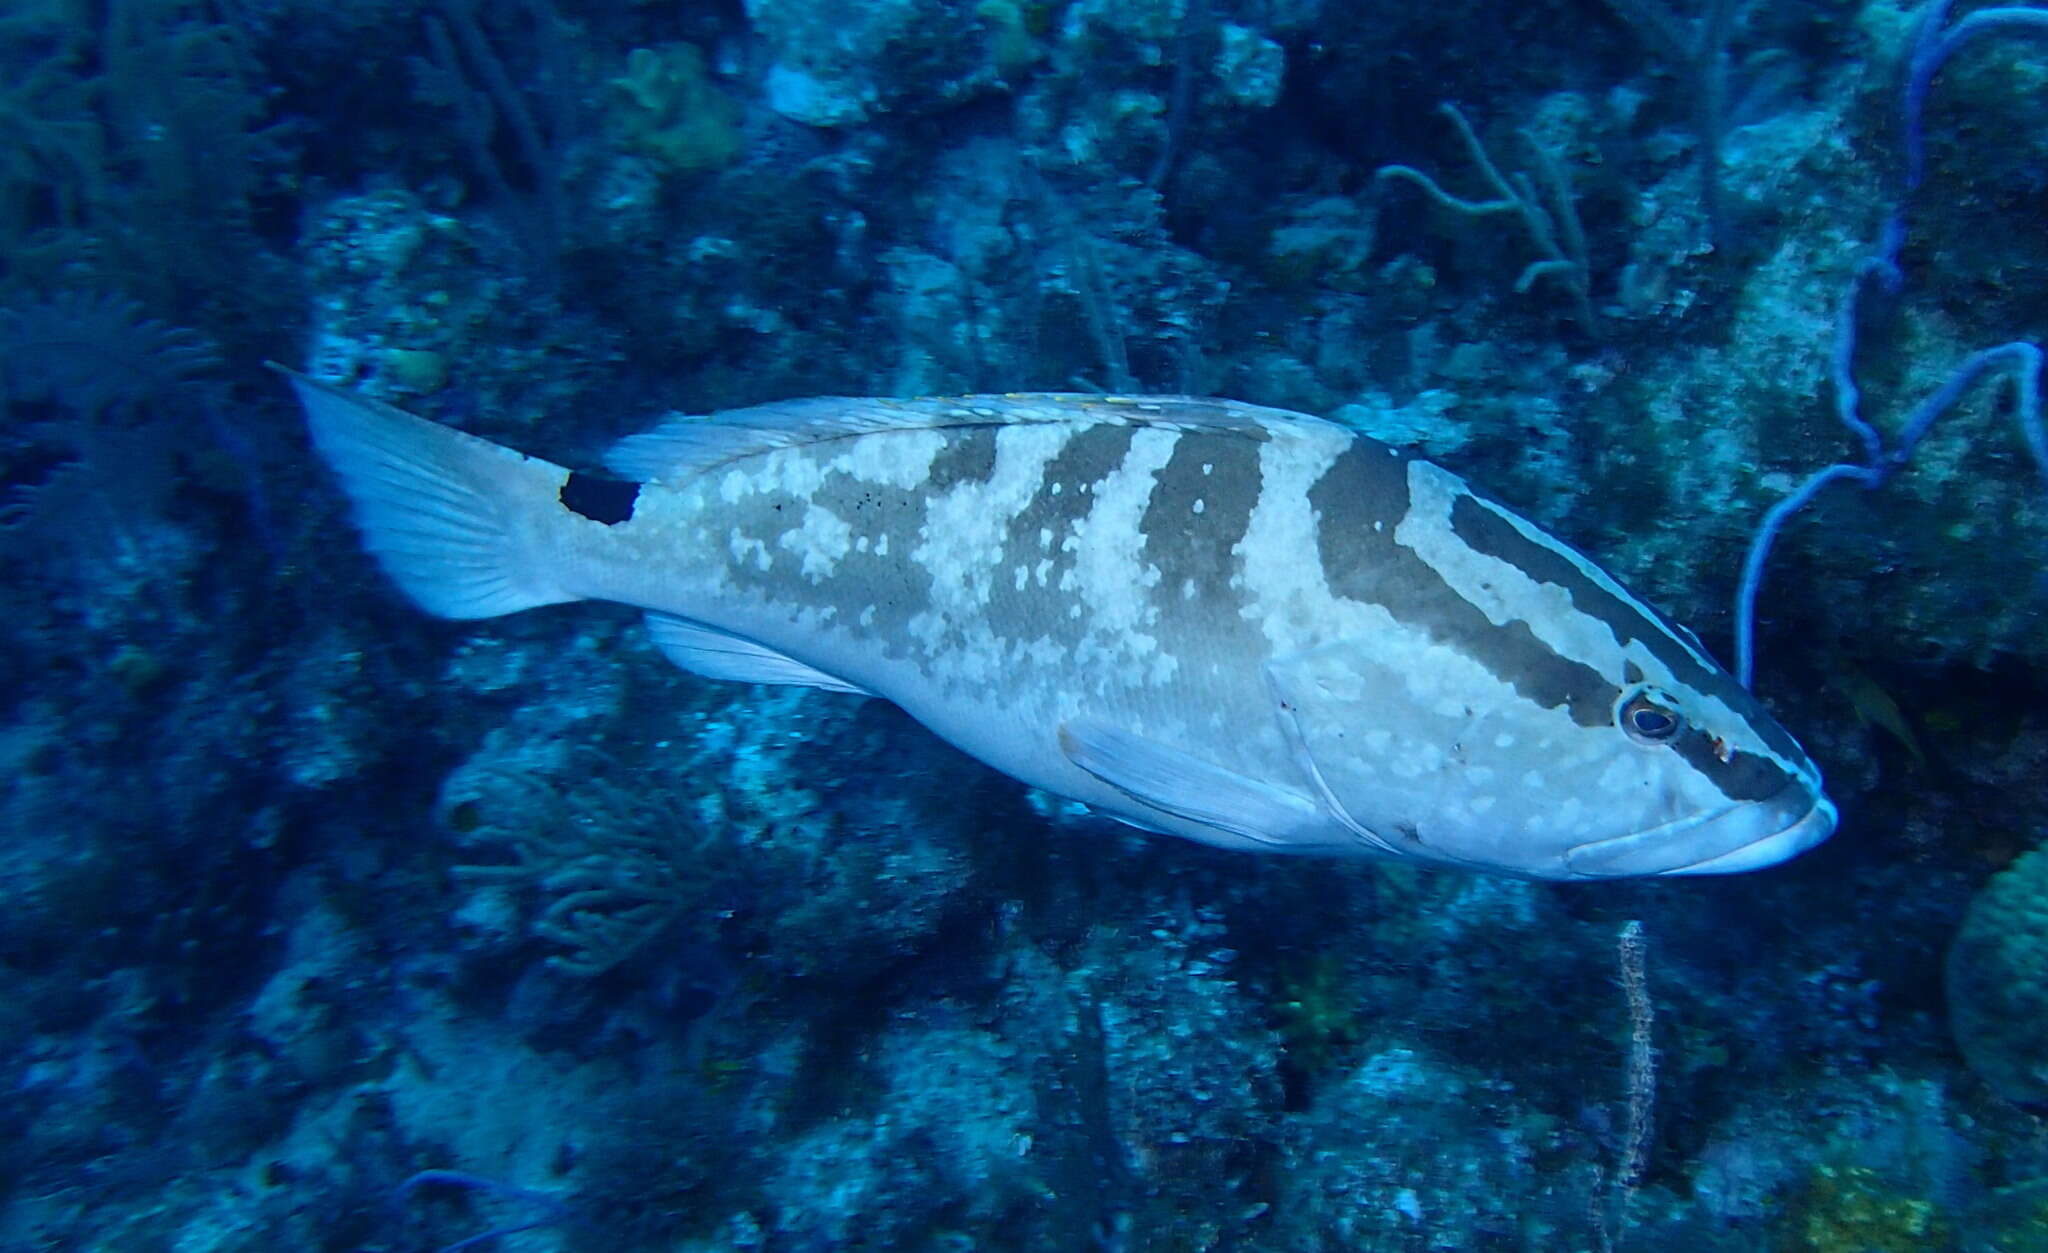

{"left": 284, "top": 372, "right": 1837, "bottom": 879}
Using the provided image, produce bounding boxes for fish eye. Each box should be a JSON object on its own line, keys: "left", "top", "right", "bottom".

{"left": 1617, "top": 686, "right": 1684, "bottom": 746}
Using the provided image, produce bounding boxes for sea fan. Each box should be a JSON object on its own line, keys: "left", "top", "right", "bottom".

{"left": 0, "top": 288, "right": 219, "bottom": 422}
{"left": 0, "top": 290, "right": 219, "bottom": 544}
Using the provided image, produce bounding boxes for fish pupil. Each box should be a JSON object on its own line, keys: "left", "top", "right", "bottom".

{"left": 1617, "top": 686, "right": 1684, "bottom": 745}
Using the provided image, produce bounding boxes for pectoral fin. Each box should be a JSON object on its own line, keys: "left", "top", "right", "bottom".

{"left": 1056, "top": 720, "right": 1324, "bottom": 845}
{"left": 645, "top": 612, "right": 873, "bottom": 696}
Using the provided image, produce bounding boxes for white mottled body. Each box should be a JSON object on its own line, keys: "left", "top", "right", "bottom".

{"left": 288, "top": 376, "right": 1836, "bottom": 878}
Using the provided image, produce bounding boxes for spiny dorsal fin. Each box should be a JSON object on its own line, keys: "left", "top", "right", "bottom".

{"left": 603, "top": 393, "right": 1315, "bottom": 483}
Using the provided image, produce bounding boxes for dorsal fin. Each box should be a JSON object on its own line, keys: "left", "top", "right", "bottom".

{"left": 603, "top": 393, "right": 1312, "bottom": 483}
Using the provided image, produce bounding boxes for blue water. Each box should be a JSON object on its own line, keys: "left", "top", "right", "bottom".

{"left": 0, "top": 0, "right": 2044, "bottom": 1248}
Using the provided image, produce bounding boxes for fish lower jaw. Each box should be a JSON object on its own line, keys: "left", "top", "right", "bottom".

{"left": 1562, "top": 791, "right": 1838, "bottom": 878}
{"left": 1655, "top": 795, "right": 1839, "bottom": 876}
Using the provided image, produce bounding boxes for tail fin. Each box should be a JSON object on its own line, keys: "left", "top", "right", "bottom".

{"left": 277, "top": 367, "right": 581, "bottom": 619}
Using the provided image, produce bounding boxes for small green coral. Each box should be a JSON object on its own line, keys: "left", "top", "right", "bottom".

{"left": 1790, "top": 1164, "right": 1950, "bottom": 1253}
{"left": 1975, "top": 1178, "right": 2048, "bottom": 1247}
{"left": 610, "top": 43, "right": 741, "bottom": 175}
{"left": 973, "top": 0, "right": 1042, "bottom": 75}
{"left": 1946, "top": 847, "right": 2048, "bottom": 1105}
{"left": 1273, "top": 954, "right": 1363, "bottom": 1076}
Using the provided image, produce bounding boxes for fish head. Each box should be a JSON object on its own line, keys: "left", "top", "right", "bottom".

{"left": 1267, "top": 642, "right": 1837, "bottom": 880}
{"left": 1546, "top": 678, "right": 1837, "bottom": 878}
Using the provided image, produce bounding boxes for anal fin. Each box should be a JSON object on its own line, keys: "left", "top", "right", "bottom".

{"left": 1057, "top": 720, "right": 1323, "bottom": 845}
{"left": 644, "top": 612, "right": 872, "bottom": 697}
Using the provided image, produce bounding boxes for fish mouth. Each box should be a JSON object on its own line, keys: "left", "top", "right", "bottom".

{"left": 1564, "top": 786, "right": 1838, "bottom": 878}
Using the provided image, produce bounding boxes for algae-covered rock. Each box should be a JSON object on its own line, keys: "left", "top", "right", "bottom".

{"left": 610, "top": 44, "right": 741, "bottom": 175}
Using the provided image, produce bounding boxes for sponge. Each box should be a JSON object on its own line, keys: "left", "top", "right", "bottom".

{"left": 1947, "top": 848, "right": 2048, "bottom": 1106}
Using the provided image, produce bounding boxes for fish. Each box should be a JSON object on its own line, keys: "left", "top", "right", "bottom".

{"left": 280, "top": 367, "right": 1837, "bottom": 879}
{"left": 1823, "top": 649, "right": 1929, "bottom": 773}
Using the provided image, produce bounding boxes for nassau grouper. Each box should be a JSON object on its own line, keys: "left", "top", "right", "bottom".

{"left": 282, "top": 369, "right": 1836, "bottom": 878}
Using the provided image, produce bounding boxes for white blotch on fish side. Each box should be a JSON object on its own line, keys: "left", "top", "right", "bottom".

{"left": 720, "top": 446, "right": 827, "bottom": 505}
{"left": 1063, "top": 426, "right": 1181, "bottom": 687}
{"left": 830, "top": 427, "right": 946, "bottom": 490}
{"left": 728, "top": 527, "right": 771, "bottom": 572}
{"left": 1389, "top": 741, "right": 1444, "bottom": 780}
{"left": 779, "top": 504, "right": 853, "bottom": 580}
{"left": 1230, "top": 421, "right": 1357, "bottom": 657}
{"left": 1023, "top": 635, "right": 1067, "bottom": 667}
